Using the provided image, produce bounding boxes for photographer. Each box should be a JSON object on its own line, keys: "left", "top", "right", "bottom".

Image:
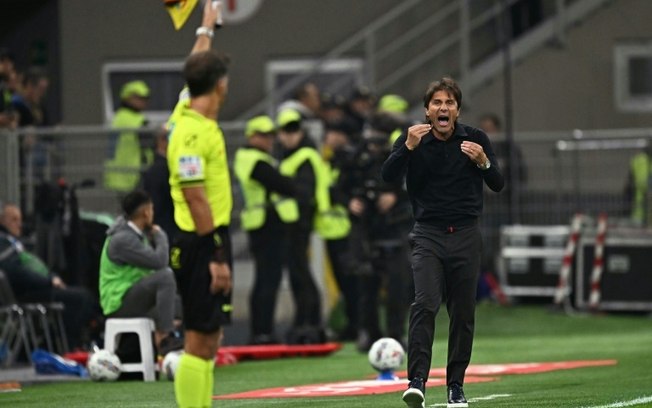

{"left": 344, "top": 112, "right": 413, "bottom": 351}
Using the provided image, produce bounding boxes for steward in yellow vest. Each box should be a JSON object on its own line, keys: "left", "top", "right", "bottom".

{"left": 233, "top": 115, "right": 296, "bottom": 344}
{"left": 626, "top": 151, "right": 652, "bottom": 225}
{"left": 104, "top": 80, "right": 153, "bottom": 194}
{"left": 276, "top": 108, "right": 326, "bottom": 344}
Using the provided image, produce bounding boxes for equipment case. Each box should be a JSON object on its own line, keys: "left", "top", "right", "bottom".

{"left": 575, "top": 230, "right": 652, "bottom": 311}
{"left": 497, "top": 225, "right": 570, "bottom": 297}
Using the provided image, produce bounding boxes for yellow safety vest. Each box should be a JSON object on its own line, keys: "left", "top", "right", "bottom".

{"left": 280, "top": 147, "right": 350, "bottom": 239}
{"left": 104, "top": 108, "right": 153, "bottom": 192}
{"left": 630, "top": 152, "right": 651, "bottom": 224}
{"left": 234, "top": 147, "right": 296, "bottom": 230}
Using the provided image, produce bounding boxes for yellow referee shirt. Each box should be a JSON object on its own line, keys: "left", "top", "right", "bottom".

{"left": 167, "top": 101, "right": 232, "bottom": 231}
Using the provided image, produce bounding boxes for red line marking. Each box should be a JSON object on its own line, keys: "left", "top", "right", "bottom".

{"left": 213, "top": 360, "right": 618, "bottom": 400}
{"left": 228, "top": 0, "right": 236, "bottom": 12}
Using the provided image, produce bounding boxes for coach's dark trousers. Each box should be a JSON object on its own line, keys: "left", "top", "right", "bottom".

{"left": 407, "top": 221, "right": 482, "bottom": 386}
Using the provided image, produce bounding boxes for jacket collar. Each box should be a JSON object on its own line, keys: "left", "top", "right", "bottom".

{"left": 423, "top": 122, "right": 468, "bottom": 144}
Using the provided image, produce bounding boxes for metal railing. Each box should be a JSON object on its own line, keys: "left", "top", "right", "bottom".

{"left": 1, "top": 124, "right": 649, "bottom": 319}
{"left": 1, "top": 124, "right": 647, "bottom": 224}
{"left": 237, "top": 0, "right": 612, "bottom": 118}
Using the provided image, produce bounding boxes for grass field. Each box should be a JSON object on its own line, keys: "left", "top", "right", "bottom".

{"left": 2, "top": 304, "right": 651, "bottom": 407}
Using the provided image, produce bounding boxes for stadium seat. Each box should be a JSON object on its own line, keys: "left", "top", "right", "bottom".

{"left": 0, "top": 269, "right": 69, "bottom": 366}
{"left": 104, "top": 318, "right": 156, "bottom": 381}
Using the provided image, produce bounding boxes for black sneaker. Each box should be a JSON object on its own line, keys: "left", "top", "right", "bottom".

{"left": 402, "top": 377, "right": 425, "bottom": 408}
{"left": 447, "top": 383, "right": 468, "bottom": 408}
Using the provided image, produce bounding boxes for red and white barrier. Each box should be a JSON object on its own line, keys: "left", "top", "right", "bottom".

{"left": 588, "top": 213, "right": 608, "bottom": 309}
{"left": 553, "top": 213, "right": 584, "bottom": 305}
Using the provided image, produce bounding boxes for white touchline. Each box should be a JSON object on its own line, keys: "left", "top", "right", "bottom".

{"left": 580, "top": 396, "right": 652, "bottom": 408}
{"left": 429, "top": 394, "right": 512, "bottom": 406}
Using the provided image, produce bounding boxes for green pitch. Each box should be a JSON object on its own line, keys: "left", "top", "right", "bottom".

{"left": 3, "top": 304, "right": 651, "bottom": 407}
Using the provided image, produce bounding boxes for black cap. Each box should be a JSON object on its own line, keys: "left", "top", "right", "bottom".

{"left": 321, "top": 92, "right": 346, "bottom": 109}
{"left": 325, "top": 118, "right": 355, "bottom": 135}
{"left": 350, "top": 85, "right": 373, "bottom": 101}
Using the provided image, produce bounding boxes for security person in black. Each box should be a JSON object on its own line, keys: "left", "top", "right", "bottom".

{"left": 382, "top": 77, "right": 504, "bottom": 408}
{"left": 344, "top": 113, "right": 413, "bottom": 351}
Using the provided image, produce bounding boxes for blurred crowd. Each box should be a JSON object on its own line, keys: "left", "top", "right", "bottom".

{"left": 0, "top": 47, "right": 50, "bottom": 130}
{"left": 1, "top": 40, "right": 515, "bottom": 360}
{"left": 234, "top": 82, "right": 417, "bottom": 350}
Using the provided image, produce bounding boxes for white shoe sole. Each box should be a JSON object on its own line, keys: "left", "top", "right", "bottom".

{"left": 447, "top": 402, "right": 468, "bottom": 408}
{"left": 402, "top": 388, "right": 425, "bottom": 408}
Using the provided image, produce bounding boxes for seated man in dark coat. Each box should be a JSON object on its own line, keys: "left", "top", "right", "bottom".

{"left": 0, "top": 202, "right": 98, "bottom": 350}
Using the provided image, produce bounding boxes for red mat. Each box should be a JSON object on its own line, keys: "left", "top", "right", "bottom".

{"left": 64, "top": 342, "right": 342, "bottom": 367}
{"left": 217, "top": 342, "right": 342, "bottom": 364}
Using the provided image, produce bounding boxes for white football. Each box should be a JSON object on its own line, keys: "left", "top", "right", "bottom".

{"left": 162, "top": 350, "right": 184, "bottom": 380}
{"left": 368, "top": 337, "right": 405, "bottom": 372}
{"left": 87, "top": 349, "right": 122, "bottom": 381}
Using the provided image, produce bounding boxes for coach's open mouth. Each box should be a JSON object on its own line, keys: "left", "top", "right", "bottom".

{"left": 437, "top": 115, "right": 449, "bottom": 126}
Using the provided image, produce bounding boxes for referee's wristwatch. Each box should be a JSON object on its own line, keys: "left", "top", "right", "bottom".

{"left": 477, "top": 159, "right": 491, "bottom": 170}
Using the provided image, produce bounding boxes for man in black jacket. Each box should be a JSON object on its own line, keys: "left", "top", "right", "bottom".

{"left": 141, "top": 127, "right": 178, "bottom": 243}
{"left": 382, "top": 77, "right": 504, "bottom": 408}
{"left": 0, "top": 202, "right": 97, "bottom": 350}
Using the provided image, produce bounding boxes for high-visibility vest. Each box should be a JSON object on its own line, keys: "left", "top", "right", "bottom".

{"left": 389, "top": 128, "right": 402, "bottom": 145}
{"left": 103, "top": 107, "right": 153, "bottom": 192}
{"left": 630, "top": 152, "right": 651, "bottom": 224}
{"left": 99, "top": 237, "right": 151, "bottom": 315}
{"left": 280, "top": 147, "right": 350, "bottom": 239}
{"left": 234, "top": 147, "right": 297, "bottom": 230}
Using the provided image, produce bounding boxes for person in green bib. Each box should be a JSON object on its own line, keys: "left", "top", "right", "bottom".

{"left": 234, "top": 115, "right": 296, "bottom": 345}
{"left": 99, "top": 190, "right": 182, "bottom": 355}
{"left": 275, "top": 108, "right": 327, "bottom": 344}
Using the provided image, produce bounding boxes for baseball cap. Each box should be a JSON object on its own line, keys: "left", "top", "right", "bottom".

{"left": 120, "top": 80, "right": 150, "bottom": 100}
{"left": 245, "top": 115, "right": 275, "bottom": 137}
{"left": 377, "top": 94, "right": 408, "bottom": 114}
{"left": 350, "top": 85, "right": 373, "bottom": 101}
{"left": 276, "top": 109, "right": 302, "bottom": 128}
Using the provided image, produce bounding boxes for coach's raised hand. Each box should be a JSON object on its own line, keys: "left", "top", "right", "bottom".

{"left": 405, "top": 123, "right": 432, "bottom": 151}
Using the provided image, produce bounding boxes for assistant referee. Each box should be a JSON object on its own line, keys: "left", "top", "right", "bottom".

{"left": 166, "top": 2, "right": 232, "bottom": 407}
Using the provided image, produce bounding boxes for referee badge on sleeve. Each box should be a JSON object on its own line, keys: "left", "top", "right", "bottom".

{"left": 178, "top": 155, "right": 203, "bottom": 179}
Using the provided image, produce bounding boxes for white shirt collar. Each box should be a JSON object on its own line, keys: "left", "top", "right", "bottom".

{"left": 127, "top": 220, "right": 143, "bottom": 236}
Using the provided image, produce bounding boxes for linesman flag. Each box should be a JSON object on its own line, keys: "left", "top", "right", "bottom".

{"left": 164, "top": 0, "right": 199, "bottom": 30}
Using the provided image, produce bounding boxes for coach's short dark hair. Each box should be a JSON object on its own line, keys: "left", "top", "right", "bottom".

{"left": 423, "top": 76, "right": 462, "bottom": 110}
{"left": 121, "top": 190, "right": 152, "bottom": 219}
{"left": 183, "top": 50, "right": 230, "bottom": 97}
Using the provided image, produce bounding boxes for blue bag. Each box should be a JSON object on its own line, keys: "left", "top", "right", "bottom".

{"left": 31, "top": 348, "right": 89, "bottom": 377}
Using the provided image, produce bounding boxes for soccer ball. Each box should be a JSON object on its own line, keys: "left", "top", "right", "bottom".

{"left": 87, "top": 349, "right": 122, "bottom": 381}
{"left": 162, "top": 350, "right": 184, "bottom": 380}
{"left": 368, "top": 337, "right": 405, "bottom": 372}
